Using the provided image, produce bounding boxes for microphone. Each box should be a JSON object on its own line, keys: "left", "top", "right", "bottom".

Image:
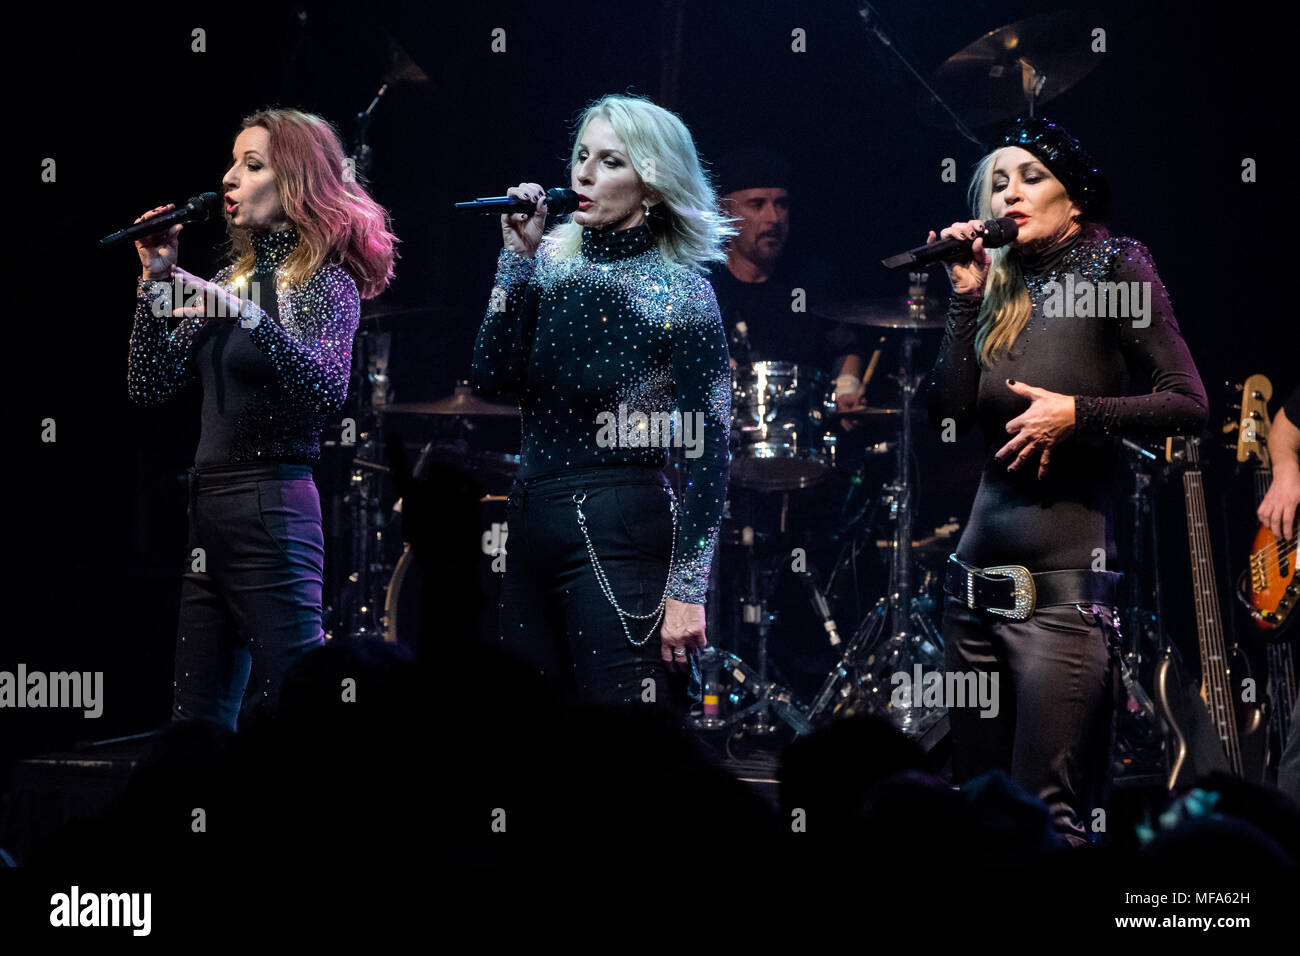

{"left": 454, "top": 187, "right": 580, "bottom": 216}
{"left": 881, "top": 217, "right": 1018, "bottom": 270}
{"left": 793, "top": 568, "right": 842, "bottom": 647}
{"left": 100, "top": 192, "right": 221, "bottom": 247}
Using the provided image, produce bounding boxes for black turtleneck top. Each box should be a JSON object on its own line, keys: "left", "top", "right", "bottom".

{"left": 128, "top": 228, "right": 361, "bottom": 468}
{"left": 927, "top": 228, "right": 1208, "bottom": 570}
{"left": 471, "top": 225, "right": 731, "bottom": 605}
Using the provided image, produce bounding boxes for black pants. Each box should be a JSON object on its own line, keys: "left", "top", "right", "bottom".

{"left": 172, "top": 463, "right": 326, "bottom": 732}
{"left": 942, "top": 596, "right": 1121, "bottom": 846}
{"left": 499, "top": 466, "right": 699, "bottom": 715}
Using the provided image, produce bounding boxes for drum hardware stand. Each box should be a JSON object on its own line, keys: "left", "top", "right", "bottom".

{"left": 738, "top": 530, "right": 785, "bottom": 736}
{"left": 1112, "top": 440, "right": 1170, "bottom": 781}
{"left": 329, "top": 327, "right": 396, "bottom": 641}
{"left": 802, "top": 323, "right": 947, "bottom": 737}
{"left": 695, "top": 647, "right": 813, "bottom": 737}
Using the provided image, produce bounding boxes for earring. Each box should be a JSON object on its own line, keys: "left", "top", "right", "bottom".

{"left": 642, "top": 200, "right": 652, "bottom": 219}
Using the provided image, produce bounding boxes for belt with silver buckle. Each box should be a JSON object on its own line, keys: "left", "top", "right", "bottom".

{"left": 944, "top": 555, "right": 1120, "bottom": 621}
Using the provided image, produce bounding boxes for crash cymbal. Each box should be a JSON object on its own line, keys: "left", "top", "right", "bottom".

{"left": 813, "top": 297, "right": 946, "bottom": 330}
{"left": 380, "top": 385, "right": 519, "bottom": 417}
{"left": 931, "top": 10, "right": 1102, "bottom": 128}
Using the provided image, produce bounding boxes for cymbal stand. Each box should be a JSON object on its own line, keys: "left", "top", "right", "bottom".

{"left": 803, "top": 327, "right": 945, "bottom": 735}
{"left": 337, "top": 328, "right": 393, "bottom": 640}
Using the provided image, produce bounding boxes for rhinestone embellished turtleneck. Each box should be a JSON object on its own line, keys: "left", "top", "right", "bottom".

{"left": 128, "top": 227, "right": 361, "bottom": 467}
{"left": 472, "top": 224, "right": 732, "bottom": 604}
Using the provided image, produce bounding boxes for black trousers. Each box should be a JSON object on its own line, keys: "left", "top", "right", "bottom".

{"left": 499, "top": 466, "right": 700, "bottom": 715}
{"left": 942, "top": 596, "right": 1121, "bottom": 846}
{"left": 172, "top": 463, "right": 326, "bottom": 732}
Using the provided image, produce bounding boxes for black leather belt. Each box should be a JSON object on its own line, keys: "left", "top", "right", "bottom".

{"left": 944, "top": 555, "right": 1120, "bottom": 621}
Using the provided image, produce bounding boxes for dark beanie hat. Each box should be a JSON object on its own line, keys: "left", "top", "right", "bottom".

{"left": 713, "top": 148, "right": 792, "bottom": 197}
{"left": 1000, "top": 117, "right": 1109, "bottom": 221}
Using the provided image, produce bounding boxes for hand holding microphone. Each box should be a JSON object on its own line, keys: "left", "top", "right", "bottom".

{"left": 134, "top": 205, "right": 183, "bottom": 281}
{"left": 928, "top": 219, "right": 994, "bottom": 296}
{"left": 500, "top": 182, "right": 549, "bottom": 258}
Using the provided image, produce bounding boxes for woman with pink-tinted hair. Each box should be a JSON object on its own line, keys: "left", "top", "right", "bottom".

{"left": 127, "top": 108, "right": 397, "bottom": 731}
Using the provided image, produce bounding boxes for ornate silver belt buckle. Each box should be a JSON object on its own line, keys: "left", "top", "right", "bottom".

{"left": 980, "top": 565, "right": 1036, "bottom": 620}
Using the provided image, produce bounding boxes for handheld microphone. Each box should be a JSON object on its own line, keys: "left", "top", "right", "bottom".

{"left": 881, "top": 216, "right": 1018, "bottom": 270}
{"left": 454, "top": 187, "right": 580, "bottom": 216}
{"left": 100, "top": 192, "right": 222, "bottom": 247}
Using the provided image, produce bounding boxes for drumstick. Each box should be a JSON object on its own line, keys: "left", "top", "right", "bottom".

{"left": 857, "top": 337, "right": 885, "bottom": 399}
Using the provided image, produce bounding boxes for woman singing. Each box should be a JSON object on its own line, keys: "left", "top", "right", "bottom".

{"left": 472, "top": 94, "right": 734, "bottom": 715}
{"left": 926, "top": 118, "right": 1207, "bottom": 845}
{"left": 128, "top": 108, "right": 397, "bottom": 732}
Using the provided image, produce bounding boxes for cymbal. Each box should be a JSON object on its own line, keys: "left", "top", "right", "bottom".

{"left": 827, "top": 406, "right": 906, "bottom": 419}
{"left": 380, "top": 385, "right": 519, "bottom": 417}
{"left": 932, "top": 10, "right": 1102, "bottom": 128}
{"left": 358, "top": 305, "right": 438, "bottom": 326}
{"left": 813, "top": 297, "right": 946, "bottom": 330}
{"left": 874, "top": 534, "right": 959, "bottom": 554}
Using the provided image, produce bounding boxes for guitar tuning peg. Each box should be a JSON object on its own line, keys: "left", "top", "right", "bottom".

{"left": 1222, "top": 421, "right": 1238, "bottom": 434}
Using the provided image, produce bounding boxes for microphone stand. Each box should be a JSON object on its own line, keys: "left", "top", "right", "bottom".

{"left": 855, "top": 0, "right": 986, "bottom": 151}
{"left": 351, "top": 81, "right": 389, "bottom": 181}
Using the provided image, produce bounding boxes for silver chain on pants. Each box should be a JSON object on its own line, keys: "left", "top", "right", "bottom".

{"left": 572, "top": 488, "right": 677, "bottom": 647}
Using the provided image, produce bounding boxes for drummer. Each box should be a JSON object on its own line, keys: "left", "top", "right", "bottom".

{"left": 707, "top": 148, "right": 870, "bottom": 423}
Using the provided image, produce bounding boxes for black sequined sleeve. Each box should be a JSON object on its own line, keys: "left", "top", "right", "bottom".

{"left": 1072, "top": 240, "right": 1207, "bottom": 437}
{"left": 240, "top": 265, "right": 360, "bottom": 417}
{"left": 926, "top": 293, "right": 984, "bottom": 434}
{"left": 128, "top": 279, "right": 203, "bottom": 406}
{"left": 666, "top": 275, "right": 732, "bottom": 605}
{"left": 472, "top": 248, "right": 540, "bottom": 398}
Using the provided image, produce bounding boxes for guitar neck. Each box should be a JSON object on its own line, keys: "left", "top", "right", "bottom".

{"left": 1181, "top": 464, "right": 1244, "bottom": 774}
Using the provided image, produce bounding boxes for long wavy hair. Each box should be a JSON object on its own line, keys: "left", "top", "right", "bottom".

{"left": 226, "top": 108, "right": 397, "bottom": 299}
{"left": 545, "top": 94, "right": 735, "bottom": 273}
{"left": 967, "top": 147, "right": 1107, "bottom": 365}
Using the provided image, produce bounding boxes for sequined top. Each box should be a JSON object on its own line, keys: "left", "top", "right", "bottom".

{"left": 128, "top": 228, "right": 360, "bottom": 467}
{"left": 471, "top": 224, "right": 731, "bottom": 604}
{"left": 927, "top": 229, "right": 1207, "bottom": 570}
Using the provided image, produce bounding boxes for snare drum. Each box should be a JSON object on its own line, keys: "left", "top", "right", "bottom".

{"left": 730, "top": 361, "right": 835, "bottom": 491}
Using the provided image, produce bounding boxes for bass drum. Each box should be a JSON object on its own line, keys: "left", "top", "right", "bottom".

{"left": 383, "top": 493, "right": 510, "bottom": 652}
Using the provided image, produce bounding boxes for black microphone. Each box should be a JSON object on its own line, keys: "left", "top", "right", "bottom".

{"left": 99, "top": 192, "right": 222, "bottom": 247}
{"left": 454, "top": 187, "right": 580, "bottom": 216}
{"left": 881, "top": 216, "right": 1018, "bottom": 270}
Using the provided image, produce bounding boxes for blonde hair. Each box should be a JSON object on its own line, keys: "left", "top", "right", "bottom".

{"left": 227, "top": 108, "right": 397, "bottom": 299}
{"left": 967, "top": 147, "right": 1097, "bottom": 365}
{"left": 544, "top": 94, "right": 735, "bottom": 272}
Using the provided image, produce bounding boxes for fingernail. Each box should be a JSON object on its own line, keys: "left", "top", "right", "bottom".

{"left": 1006, "top": 378, "right": 1016, "bottom": 385}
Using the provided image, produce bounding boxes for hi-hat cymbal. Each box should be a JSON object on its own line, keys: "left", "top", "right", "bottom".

{"left": 381, "top": 385, "right": 519, "bottom": 417}
{"left": 813, "top": 297, "right": 946, "bottom": 329}
{"left": 932, "top": 10, "right": 1102, "bottom": 128}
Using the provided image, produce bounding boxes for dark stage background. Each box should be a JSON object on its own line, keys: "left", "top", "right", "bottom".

{"left": 6, "top": 0, "right": 1295, "bottom": 776}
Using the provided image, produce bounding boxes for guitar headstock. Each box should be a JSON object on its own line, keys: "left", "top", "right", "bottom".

{"left": 1165, "top": 433, "right": 1201, "bottom": 467}
{"left": 1221, "top": 375, "right": 1273, "bottom": 468}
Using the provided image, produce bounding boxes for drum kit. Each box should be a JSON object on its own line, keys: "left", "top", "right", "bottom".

{"left": 320, "top": 274, "right": 964, "bottom": 747}
{"left": 690, "top": 274, "right": 956, "bottom": 746}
